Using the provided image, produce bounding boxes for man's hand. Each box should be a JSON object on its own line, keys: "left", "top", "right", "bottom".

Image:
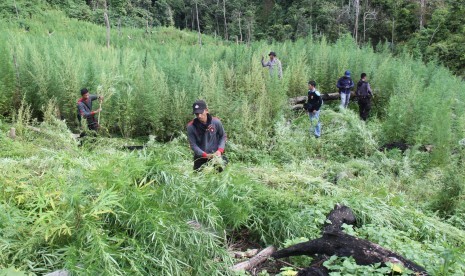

{"left": 99, "top": 96, "right": 104, "bottom": 103}
{"left": 96, "top": 108, "right": 102, "bottom": 113}
{"left": 206, "top": 151, "right": 222, "bottom": 159}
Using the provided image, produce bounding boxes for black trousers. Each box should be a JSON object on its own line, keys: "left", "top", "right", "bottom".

{"left": 358, "top": 97, "right": 371, "bottom": 121}
{"left": 193, "top": 155, "right": 228, "bottom": 172}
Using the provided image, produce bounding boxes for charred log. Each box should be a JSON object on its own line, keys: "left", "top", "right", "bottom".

{"left": 272, "top": 204, "right": 428, "bottom": 275}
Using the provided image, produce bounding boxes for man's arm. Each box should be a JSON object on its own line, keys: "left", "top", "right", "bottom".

{"left": 367, "top": 83, "right": 373, "bottom": 96}
{"left": 187, "top": 125, "right": 207, "bottom": 158}
{"left": 215, "top": 120, "right": 227, "bottom": 156}
{"left": 77, "top": 102, "right": 95, "bottom": 119}
{"left": 349, "top": 79, "right": 355, "bottom": 88}
{"left": 314, "top": 92, "right": 322, "bottom": 111}
{"left": 261, "top": 58, "right": 270, "bottom": 67}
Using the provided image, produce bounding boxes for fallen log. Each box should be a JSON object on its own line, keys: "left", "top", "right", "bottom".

{"left": 289, "top": 92, "right": 357, "bottom": 110}
{"left": 231, "top": 245, "right": 276, "bottom": 272}
{"left": 272, "top": 204, "right": 428, "bottom": 276}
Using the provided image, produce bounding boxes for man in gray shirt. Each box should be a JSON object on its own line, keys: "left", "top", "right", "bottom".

{"left": 261, "top": 51, "right": 283, "bottom": 79}
{"left": 187, "top": 100, "right": 228, "bottom": 171}
{"left": 77, "top": 88, "right": 103, "bottom": 131}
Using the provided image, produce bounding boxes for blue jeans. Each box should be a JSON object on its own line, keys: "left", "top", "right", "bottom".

{"left": 340, "top": 93, "right": 350, "bottom": 108}
{"left": 309, "top": 110, "right": 321, "bottom": 137}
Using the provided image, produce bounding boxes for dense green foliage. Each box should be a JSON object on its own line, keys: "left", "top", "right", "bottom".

{"left": 2, "top": 0, "right": 465, "bottom": 76}
{"left": 1, "top": 5, "right": 465, "bottom": 276}
{"left": 1, "top": 98, "right": 465, "bottom": 275}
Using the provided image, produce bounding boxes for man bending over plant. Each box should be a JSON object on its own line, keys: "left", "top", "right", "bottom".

{"left": 187, "top": 100, "right": 228, "bottom": 172}
{"left": 77, "top": 88, "right": 103, "bottom": 131}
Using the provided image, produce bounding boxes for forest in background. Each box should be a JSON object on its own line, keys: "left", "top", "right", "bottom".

{"left": 1, "top": 0, "right": 465, "bottom": 76}
{"left": 1, "top": 1, "right": 465, "bottom": 275}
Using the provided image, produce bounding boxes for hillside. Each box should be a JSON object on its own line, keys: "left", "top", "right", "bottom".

{"left": 3, "top": 0, "right": 465, "bottom": 77}
{"left": 1, "top": 7, "right": 465, "bottom": 276}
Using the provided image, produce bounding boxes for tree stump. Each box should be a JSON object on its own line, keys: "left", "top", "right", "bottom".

{"left": 9, "top": 127, "right": 16, "bottom": 140}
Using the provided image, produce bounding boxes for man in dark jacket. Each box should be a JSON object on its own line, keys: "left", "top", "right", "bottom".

{"left": 355, "top": 73, "right": 373, "bottom": 121}
{"left": 305, "top": 80, "right": 323, "bottom": 138}
{"left": 336, "top": 70, "right": 354, "bottom": 109}
{"left": 187, "top": 100, "right": 228, "bottom": 171}
{"left": 77, "top": 88, "right": 103, "bottom": 131}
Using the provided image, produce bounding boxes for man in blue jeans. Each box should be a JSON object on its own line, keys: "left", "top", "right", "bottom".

{"left": 304, "top": 80, "right": 323, "bottom": 138}
{"left": 336, "top": 70, "right": 354, "bottom": 109}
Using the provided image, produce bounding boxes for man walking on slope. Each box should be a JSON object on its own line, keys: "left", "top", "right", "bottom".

{"left": 305, "top": 80, "right": 323, "bottom": 138}
{"left": 355, "top": 73, "right": 373, "bottom": 121}
{"left": 77, "top": 88, "right": 103, "bottom": 131}
{"left": 261, "top": 51, "right": 283, "bottom": 79}
{"left": 336, "top": 70, "right": 354, "bottom": 109}
{"left": 187, "top": 100, "right": 228, "bottom": 172}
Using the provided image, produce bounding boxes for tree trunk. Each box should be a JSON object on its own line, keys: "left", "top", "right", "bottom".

{"left": 191, "top": 8, "right": 194, "bottom": 30}
{"left": 391, "top": 17, "right": 395, "bottom": 45}
{"left": 13, "top": 0, "right": 19, "bottom": 19}
{"left": 238, "top": 11, "right": 242, "bottom": 42}
{"left": 223, "top": 0, "right": 228, "bottom": 40}
{"left": 103, "top": 0, "right": 110, "bottom": 48}
{"left": 363, "top": 10, "right": 376, "bottom": 43}
{"left": 247, "top": 21, "right": 251, "bottom": 46}
{"left": 419, "top": 0, "right": 425, "bottom": 29}
{"left": 353, "top": 0, "right": 360, "bottom": 43}
{"left": 195, "top": 0, "right": 202, "bottom": 46}
{"left": 272, "top": 205, "right": 428, "bottom": 275}
{"left": 216, "top": 0, "right": 220, "bottom": 37}
{"left": 9, "top": 128, "right": 16, "bottom": 140}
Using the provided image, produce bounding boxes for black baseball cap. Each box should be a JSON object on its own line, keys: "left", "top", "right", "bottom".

{"left": 269, "top": 51, "right": 276, "bottom": 57}
{"left": 192, "top": 100, "right": 207, "bottom": 114}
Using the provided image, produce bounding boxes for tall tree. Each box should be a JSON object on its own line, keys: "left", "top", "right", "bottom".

{"left": 104, "top": 0, "right": 111, "bottom": 48}
{"left": 353, "top": 0, "right": 360, "bottom": 42}
{"left": 223, "top": 0, "right": 228, "bottom": 40}
{"left": 419, "top": 0, "right": 425, "bottom": 29}
{"left": 195, "top": 0, "right": 202, "bottom": 46}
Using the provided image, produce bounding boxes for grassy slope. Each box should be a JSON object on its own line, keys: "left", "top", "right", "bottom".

{"left": 1, "top": 108, "right": 465, "bottom": 275}
{"left": 1, "top": 8, "right": 465, "bottom": 276}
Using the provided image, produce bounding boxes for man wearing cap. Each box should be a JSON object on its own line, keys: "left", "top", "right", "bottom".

{"left": 336, "top": 70, "right": 354, "bottom": 109}
{"left": 305, "top": 80, "right": 323, "bottom": 138}
{"left": 187, "top": 100, "right": 228, "bottom": 171}
{"left": 261, "top": 51, "right": 283, "bottom": 79}
{"left": 77, "top": 88, "right": 103, "bottom": 131}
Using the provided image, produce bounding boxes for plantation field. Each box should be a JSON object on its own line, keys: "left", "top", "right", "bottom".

{"left": 1, "top": 8, "right": 465, "bottom": 276}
